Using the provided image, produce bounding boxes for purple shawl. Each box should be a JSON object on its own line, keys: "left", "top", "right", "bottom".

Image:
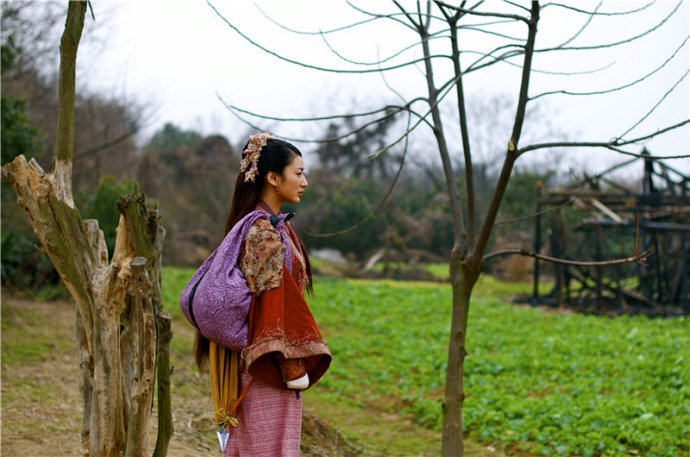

{"left": 179, "top": 210, "right": 294, "bottom": 351}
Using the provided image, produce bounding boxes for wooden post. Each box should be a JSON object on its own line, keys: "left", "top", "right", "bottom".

{"left": 532, "top": 180, "right": 542, "bottom": 305}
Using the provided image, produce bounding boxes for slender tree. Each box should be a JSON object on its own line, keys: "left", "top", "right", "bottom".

{"left": 211, "top": 1, "right": 689, "bottom": 455}
{"left": 1, "top": 3, "right": 173, "bottom": 456}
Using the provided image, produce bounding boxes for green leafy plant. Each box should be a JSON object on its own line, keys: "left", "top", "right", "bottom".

{"left": 161, "top": 268, "right": 689, "bottom": 456}
{"left": 75, "top": 175, "right": 137, "bottom": 254}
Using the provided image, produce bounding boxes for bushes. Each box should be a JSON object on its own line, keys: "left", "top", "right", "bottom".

{"left": 75, "top": 175, "right": 136, "bottom": 254}
{"left": 1, "top": 175, "right": 136, "bottom": 295}
{"left": 0, "top": 229, "right": 60, "bottom": 290}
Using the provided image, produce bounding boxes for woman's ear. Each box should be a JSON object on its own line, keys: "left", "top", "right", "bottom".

{"left": 266, "top": 170, "right": 279, "bottom": 187}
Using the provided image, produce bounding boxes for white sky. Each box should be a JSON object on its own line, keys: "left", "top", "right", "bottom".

{"left": 78, "top": 0, "right": 689, "bottom": 176}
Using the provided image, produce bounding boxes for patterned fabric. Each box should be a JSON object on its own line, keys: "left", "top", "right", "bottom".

{"left": 228, "top": 212, "right": 331, "bottom": 455}
{"left": 179, "top": 211, "right": 293, "bottom": 351}
{"left": 240, "top": 219, "right": 285, "bottom": 294}
{"left": 224, "top": 372, "right": 302, "bottom": 457}
{"left": 285, "top": 223, "right": 309, "bottom": 292}
{"left": 241, "top": 264, "right": 332, "bottom": 389}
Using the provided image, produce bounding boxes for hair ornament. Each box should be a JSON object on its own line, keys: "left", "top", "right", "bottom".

{"left": 240, "top": 132, "right": 273, "bottom": 182}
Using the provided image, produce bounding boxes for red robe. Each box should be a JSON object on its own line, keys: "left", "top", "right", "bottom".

{"left": 239, "top": 218, "right": 331, "bottom": 389}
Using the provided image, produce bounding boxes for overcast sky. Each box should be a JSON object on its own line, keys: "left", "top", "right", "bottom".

{"left": 78, "top": 0, "right": 689, "bottom": 175}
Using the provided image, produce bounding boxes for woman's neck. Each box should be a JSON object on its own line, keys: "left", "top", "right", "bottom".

{"left": 258, "top": 193, "right": 281, "bottom": 215}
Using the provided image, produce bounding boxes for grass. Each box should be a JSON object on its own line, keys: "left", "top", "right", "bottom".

{"left": 1, "top": 305, "right": 70, "bottom": 365}
{"left": 164, "top": 267, "right": 509, "bottom": 455}
{"left": 163, "top": 268, "right": 690, "bottom": 457}
{"left": 4, "top": 265, "right": 687, "bottom": 456}
{"left": 16, "top": 266, "right": 677, "bottom": 457}
{"left": 297, "top": 276, "right": 689, "bottom": 457}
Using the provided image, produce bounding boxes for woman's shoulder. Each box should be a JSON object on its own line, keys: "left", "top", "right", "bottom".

{"left": 241, "top": 218, "right": 285, "bottom": 293}
{"left": 244, "top": 217, "right": 280, "bottom": 246}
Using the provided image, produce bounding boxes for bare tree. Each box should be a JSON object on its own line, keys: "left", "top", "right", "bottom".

{"left": 210, "top": 1, "right": 689, "bottom": 455}
{"left": 1, "top": 3, "right": 172, "bottom": 456}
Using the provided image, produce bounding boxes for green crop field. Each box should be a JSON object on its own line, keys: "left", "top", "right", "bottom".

{"left": 163, "top": 268, "right": 690, "bottom": 457}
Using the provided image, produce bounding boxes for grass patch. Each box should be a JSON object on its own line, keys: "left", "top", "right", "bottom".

{"left": 161, "top": 267, "right": 690, "bottom": 457}
{"left": 1, "top": 305, "right": 70, "bottom": 365}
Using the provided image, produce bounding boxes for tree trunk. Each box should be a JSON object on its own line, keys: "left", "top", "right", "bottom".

{"left": 2, "top": 157, "right": 172, "bottom": 457}
{"left": 0, "top": 2, "right": 173, "bottom": 456}
{"left": 441, "top": 248, "right": 478, "bottom": 457}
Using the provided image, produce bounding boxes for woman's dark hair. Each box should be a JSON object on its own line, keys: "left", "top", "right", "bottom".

{"left": 194, "top": 136, "right": 314, "bottom": 369}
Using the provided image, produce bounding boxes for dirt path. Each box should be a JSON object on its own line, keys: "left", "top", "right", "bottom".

{"left": 1, "top": 295, "right": 503, "bottom": 457}
{"left": 1, "top": 295, "right": 230, "bottom": 457}
{"left": 1, "top": 296, "right": 373, "bottom": 457}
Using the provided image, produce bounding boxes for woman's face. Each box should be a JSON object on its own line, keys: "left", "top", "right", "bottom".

{"left": 276, "top": 154, "right": 308, "bottom": 204}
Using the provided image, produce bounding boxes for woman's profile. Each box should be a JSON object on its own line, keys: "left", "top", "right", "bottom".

{"left": 192, "top": 132, "right": 331, "bottom": 456}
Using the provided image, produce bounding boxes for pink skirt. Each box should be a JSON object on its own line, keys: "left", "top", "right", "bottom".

{"left": 225, "top": 372, "right": 302, "bottom": 457}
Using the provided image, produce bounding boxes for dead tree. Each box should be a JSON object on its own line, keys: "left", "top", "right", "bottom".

{"left": 210, "top": 1, "right": 689, "bottom": 455}
{"left": 1, "top": 3, "right": 173, "bottom": 456}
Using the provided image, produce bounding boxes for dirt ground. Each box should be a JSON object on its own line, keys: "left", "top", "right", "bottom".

{"left": 1, "top": 295, "right": 214, "bottom": 456}
{"left": 0, "top": 296, "right": 403, "bottom": 457}
{"left": 1, "top": 295, "right": 503, "bottom": 457}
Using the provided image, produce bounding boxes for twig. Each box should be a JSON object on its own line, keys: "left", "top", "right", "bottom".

{"left": 306, "top": 107, "right": 412, "bottom": 238}
{"left": 618, "top": 68, "right": 690, "bottom": 138}
{"left": 74, "top": 128, "right": 139, "bottom": 160}
{"left": 552, "top": 0, "right": 602, "bottom": 48}
{"left": 536, "top": 1, "right": 683, "bottom": 52}
{"left": 207, "top": 0, "right": 452, "bottom": 74}
{"left": 434, "top": 1, "right": 530, "bottom": 23}
{"left": 531, "top": 36, "right": 689, "bottom": 100}
{"left": 543, "top": 1, "right": 657, "bottom": 16}
{"left": 483, "top": 248, "right": 652, "bottom": 267}
{"left": 515, "top": 119, "right": 690, "bottom": 157}
{"left": 495, "top": 197, "right": 576, "bottom": 226}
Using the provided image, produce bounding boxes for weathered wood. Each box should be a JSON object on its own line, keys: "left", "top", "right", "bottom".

{"left": 122, "top": 257, "right": 156, "bottom": 457}
{"left": 52, "top": 1, "right": 87, "bottom": 205}
{"left": 0, "top": 2, "right": 171, "bottom": 456}
{"left": 153, "top": 312, "right": 174, "bottom": 457}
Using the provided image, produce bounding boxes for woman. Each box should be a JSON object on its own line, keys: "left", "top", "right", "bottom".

{"left": 194, "top": 132, "right": 331, "bottom": 456}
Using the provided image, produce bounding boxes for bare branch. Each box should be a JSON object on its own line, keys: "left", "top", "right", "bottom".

{"left": 207, "top": 0, "right": 452, "bottom": 73}
{"left": 418, "top": 20, "right": 466, "bottom": 248}
{"left": 463, "top": 45, "right": 613, "bottom": 78}
{"left": 553, "top": 0, "right": 602, "bottom": 48}
{"left": 255, "top": 4, "right": 432, "bottom": 36}
{"left": 217, "top": 93, "right": 403, "bottom": 122}
{"left": 217, "top": 92, "right": 436, "bottom": 139}
{"left": 457, "top": 24, "right": 525, "bottom": 42}
{"left": 618, "top": 68, "right": 690, "bottom": 138}
{"left": 537, "top": 1, "right": 683, "bottom": 52}
{"left": 307, "top": 111, "right": 413, "bottom": 237}
{"left": 393, "top": 0, "right": 422, "bottom": 30}
{"left": 446, "top": 11, "right": 476, "bottom": 246}
{"left": 434, "top": 1, "right": 530, "bottom": 23}
{"left": 470, "top": 1, "right": 540, "bottom": 273}
{"left": 483, "top": 247, "right": 652, "bottom": 267}
{"left": 345, "top": 0, "right": 421, "bottom": 33}
{"left": 530, "top": 36, "right": 689, "bottom": 100}
{"left": 503, "top": 1, "right": 530, "bottom": 14}
{"left": 494, "top": 197, "right": 577, "bottom": 227}
{"left": 74, "top": 128, "right": 139, "bottom": 161}
{"left": 515, "top": 119, "right": 690, "bottom": 159}
{"left": 543, "top": 1, "right": 657, "bottom": 16}
{"left": 464, "top": 45, "right": 525, "bottom": 74}
{"left": 218, "top": 97, "right": 404, "bottom": 145}
{"left": 318, "top": 27, "right": 450, "bottom": 67}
